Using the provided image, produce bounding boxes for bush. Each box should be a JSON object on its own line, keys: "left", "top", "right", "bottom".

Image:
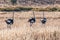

{"left": 19, "top": 7, "right": 33, "bottom": 11}
{"left": 2, "top": 8, "right": 13, "bottom": 11}
{"left": 0, "top": 7, "right": 60, "bottom": 12}
{"left": 49, "top": 7, "right": 58, "bottom": 11}
{"left": 11, "top": 0, "right": 17, "bottom": 5}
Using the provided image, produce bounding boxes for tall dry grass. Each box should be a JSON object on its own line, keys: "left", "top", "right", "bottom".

{"left": 0, "top": 11, "right": 60, "bottom": 40}
{"left": 0, "top": 27, "right": 60, "bottom": 40}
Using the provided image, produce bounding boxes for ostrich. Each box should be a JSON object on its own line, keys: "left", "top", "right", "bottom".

{"left": 28, "top": 11, "right": 36, "bottom": 26}
{"left": 41, "top": 11, "right": 47, "bottom": 24}
{"left": 5, "top": 0, "right": 17, "bottom": 29}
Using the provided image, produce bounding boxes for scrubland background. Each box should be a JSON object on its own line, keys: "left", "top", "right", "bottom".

{"left": 0, "top": 11, "right": 60, "bottom": 40}
{"left": 0, "top": 0, "right": 60, "bottom": 40}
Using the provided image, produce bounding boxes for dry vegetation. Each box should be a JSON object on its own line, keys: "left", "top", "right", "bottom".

{"left": 0, "top": 27, "right": 60, "bottom": 40}
{"left": 0, "top": 11, "right": 60, "bottom": 40}
{"left": 0, "top": 0, "right": 60, "bottom": 40}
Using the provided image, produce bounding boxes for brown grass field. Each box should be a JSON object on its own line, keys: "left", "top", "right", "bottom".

{"left": 0, "top": 11, "right": 60, "bottom": 40}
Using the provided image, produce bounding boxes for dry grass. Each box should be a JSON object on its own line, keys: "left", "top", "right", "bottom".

{"left": 0, "top": 27, "right": 60, "bottom": 40}
{"left": 0, "top": 11, "right": 60, "bottom": 40}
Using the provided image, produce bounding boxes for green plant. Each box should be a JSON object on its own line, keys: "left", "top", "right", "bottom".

{"left": 19, "top": 7, "right": 33, "bottom": 11}
{"left": 49, "top": 7, "right": 58, "bottom": 11}
{"left": 11, "top": 0, "right": 17, "bottom": 5}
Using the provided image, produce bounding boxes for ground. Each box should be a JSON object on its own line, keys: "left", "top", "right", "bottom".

{"left": 0, "top": 11, "right": 60, "bottom": 40}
